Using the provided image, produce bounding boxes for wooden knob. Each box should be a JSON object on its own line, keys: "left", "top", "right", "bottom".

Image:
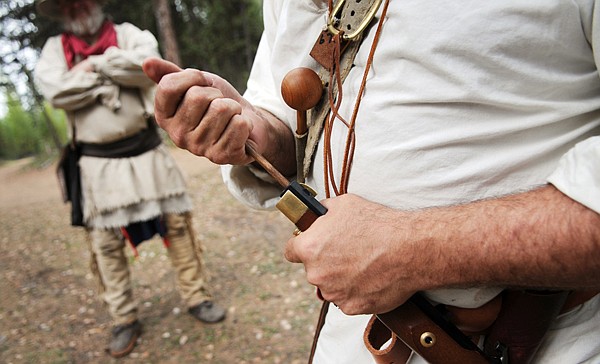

{"left": 281, "top": 67, "right": 323, "bottom": 111}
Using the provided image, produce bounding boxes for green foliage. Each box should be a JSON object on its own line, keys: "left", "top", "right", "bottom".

{"left": 107, "top": 0, "right": 264, "bottom": 91}
{"left": 173, "top": 0, "right": 263, "bottom": 91}
{"left": 0, "top": 88, "right": 67, "bottom": 160}
{"left": 45, "top": 103, "right": 68, "bottom": 144}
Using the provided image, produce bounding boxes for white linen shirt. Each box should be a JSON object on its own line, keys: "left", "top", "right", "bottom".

{"left": 223, "top": 1, "right": 600, "bottom": 362}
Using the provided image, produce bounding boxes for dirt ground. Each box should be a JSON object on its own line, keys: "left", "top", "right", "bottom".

{"left": 0, "top": 147, "right": 320, "bottom": 364}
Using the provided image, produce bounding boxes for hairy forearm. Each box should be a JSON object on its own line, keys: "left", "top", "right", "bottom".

{"left": 252, "top": 107, "right": 296, "bottom": 177}
{"left": 398, "top": 185, "right": 600, "bottom": 292}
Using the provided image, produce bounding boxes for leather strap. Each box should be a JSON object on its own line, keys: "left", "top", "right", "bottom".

{"left": 308, "top": 301, "right": 329, "bottom": 364}
{"left": 483, "top": 290, "right": 570, "bottom": 364}
{"left": 365, "top": 297, "right": 503, "bottom": 364}
{"left": 303, "top": 1, "right": 380, "bottom": 180}
{"left": 364, "top": 314, "right": 412, "bottom": 364}
{"left": 442, "top": 294, "right": 503, "bottom": 335}
{"left": 364, "top": 289, "right": 599, "bottom": 364}
{"left": 306, "top": 2, "right": 383, "bottom": 360}
{"left": 376, "top": 299, "right": 490, "bottom": 364}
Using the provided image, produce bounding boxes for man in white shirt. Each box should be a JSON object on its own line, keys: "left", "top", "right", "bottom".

{"left": 143, "top": 1, "right": 600, "bottom": 362}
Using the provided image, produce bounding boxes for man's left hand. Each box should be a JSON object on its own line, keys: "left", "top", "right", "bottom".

{"left": 284, "top": 194, "right": 421, "bottom": 315}
{"left": 70, "top": 59, "right": 95, "bottom": 73}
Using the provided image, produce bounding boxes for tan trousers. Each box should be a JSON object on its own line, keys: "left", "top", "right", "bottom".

{"left": 87, "top": 212, "right": 211, "bottom": 325}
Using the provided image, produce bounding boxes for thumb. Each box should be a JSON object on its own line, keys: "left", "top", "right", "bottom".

{"left": 284, "top": 236, "right": 302, "bottom": 263}
{"left": 142, "top": 57, "right": 182, "bottom": 84}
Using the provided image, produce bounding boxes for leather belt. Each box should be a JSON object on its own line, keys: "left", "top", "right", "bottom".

{"left": 79, "top": 124, "right": 161, "bottom": 159}
{"left": 364, "top": 290, "right": 600, "bottom": 364}
{"left": 364, "top": 314, "right": 412, "bottom": 364}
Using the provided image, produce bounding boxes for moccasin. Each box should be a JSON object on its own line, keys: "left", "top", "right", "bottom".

{"left": 108, "top": 320, "right": 142, "bottom": 358}
{"left": 188, "top": 301, "right": 226, "bottom": 323}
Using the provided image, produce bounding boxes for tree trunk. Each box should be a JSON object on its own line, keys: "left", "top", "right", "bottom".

{"left": 151, "top": 0, "right": 181, "bottom": 66}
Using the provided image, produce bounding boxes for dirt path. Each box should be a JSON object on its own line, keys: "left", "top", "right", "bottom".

{"left": 0, "top": 148, "right": 318, "bottom": 363}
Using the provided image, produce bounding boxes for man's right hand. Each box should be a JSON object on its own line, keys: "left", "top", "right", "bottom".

{"left": 142, "top": 57, "right": 287, "bottom": 167}
{"left": 70, "top": 59, "right": 95, "bottom": 73}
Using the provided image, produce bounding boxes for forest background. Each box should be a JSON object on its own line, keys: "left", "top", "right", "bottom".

{"left": 0, "top": 1, "right": 320, "bottom": 363}
{"left": 0, "top": 0, "right": 263, "bottom": 161}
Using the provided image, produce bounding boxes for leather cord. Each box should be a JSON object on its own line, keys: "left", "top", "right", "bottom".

{"left": 323, "top": 0, "right": 390, "bottom": 197}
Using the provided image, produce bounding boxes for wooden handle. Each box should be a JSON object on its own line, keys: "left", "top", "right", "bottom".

{"left": 281, "top": 67, "right": 323, "bottom": 135}
{"left": 245, "top": 142, "right": 289, "bottom": 188}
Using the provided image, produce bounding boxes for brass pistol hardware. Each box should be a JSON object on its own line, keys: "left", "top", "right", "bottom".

{"left": 277, "top": 183, "right": 317, "bottom": 224}
{"left": 244, "top": 143, "right": 327, "bottom": 233}
{"left": 327, "top": 0, "right": 383, "bottom": 41}
{"left": 277, "top": 181, "right": 327, "bottom": 232}
{"left": 420, "top": 332, "right": 437, "bottom": 348}
{"left": 246, "top": 68, "right": 330, "bottom": 300}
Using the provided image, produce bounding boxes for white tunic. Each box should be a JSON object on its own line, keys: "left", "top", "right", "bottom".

{"left": 223, "top": 1, "right": 600, "bottom": 362}
{"left": 35, "top": 22, "right": 192, "bottom": 228}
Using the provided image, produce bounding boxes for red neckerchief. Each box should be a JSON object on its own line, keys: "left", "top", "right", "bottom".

{"left": 61, "top": 20, "right": 118, "bottom": 69}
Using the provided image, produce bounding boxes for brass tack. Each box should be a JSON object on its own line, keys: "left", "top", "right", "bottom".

{"left": 420, "top": 332, "right": 436, "bottom": 348}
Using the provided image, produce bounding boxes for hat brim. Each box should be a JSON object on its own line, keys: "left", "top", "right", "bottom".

{"left": 36, "top": 0, "right": 108, "bottom": 19}
{"left": 36, "top": 0, "right": 61, "bottom": 19}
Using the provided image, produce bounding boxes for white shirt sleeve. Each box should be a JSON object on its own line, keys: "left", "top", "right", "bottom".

{"left": 547, "top": 4, "right": 600, "bottom": 214}
{"left": 547, "top": 137, "right": 600, "bottom": 213}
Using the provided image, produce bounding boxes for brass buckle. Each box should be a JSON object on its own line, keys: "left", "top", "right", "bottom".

{"left": 327, "top": 0, "right": 383, "bottom": 41}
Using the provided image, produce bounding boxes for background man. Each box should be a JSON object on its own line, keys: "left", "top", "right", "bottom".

{"left": 144, "top": 1, "right": 600, "bottom": 363}
{"left": 34, "top": 0, "right": 226, "bottom": 358}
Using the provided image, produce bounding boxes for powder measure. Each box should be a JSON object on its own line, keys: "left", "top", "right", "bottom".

{"left": 327, "top": 0, "right": 383, "bottom": 40}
